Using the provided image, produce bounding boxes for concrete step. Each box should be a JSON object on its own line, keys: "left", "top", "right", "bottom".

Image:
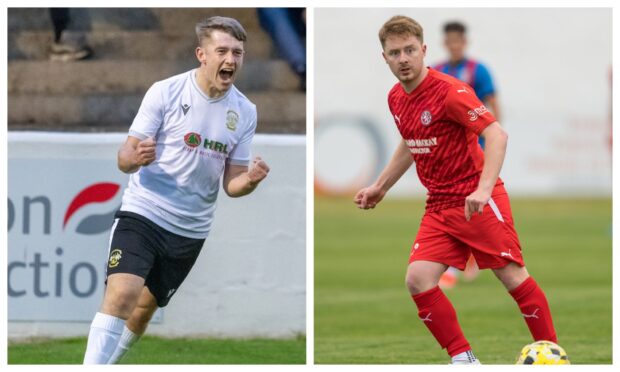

{"left": 9, "top": 8, "right": 263, "bottom": 33}
{"left": 8, "top": 92, "right": 305, "bottom": 134}
{"left": 9, "top": 30, "right": 274, "bottom": 60}
{"left": 8, "top": 59, "right": 300, "bottom": 94}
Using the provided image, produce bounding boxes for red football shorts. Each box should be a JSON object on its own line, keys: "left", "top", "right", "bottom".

{"left": 409, "top": 190, "right": 524, "bottom": 270}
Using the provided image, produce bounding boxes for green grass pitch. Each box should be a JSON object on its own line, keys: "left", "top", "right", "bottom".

{"left": 8, "top": 336, "right": 306, "bottom": 364}
{"left": 314, "top": 196, "right": 611, "bottom": 364}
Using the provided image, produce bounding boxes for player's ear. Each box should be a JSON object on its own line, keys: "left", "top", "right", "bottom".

{"left": 382, "top": 51, "right": 387, "bottom": 63}
{"left": 195, "top": 47, "right": 206, "bottom": 65}
{"left": 422, "top": 44, "right": 427, "bottom": 57}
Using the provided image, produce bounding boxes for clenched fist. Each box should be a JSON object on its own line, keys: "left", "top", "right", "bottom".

{"left": 134, "top": 137, "right": 156, "bottom": 166}
{"left": 354, "top": 185, "right": 386, "bottom": 210}
{"left": 247, "top": 156, "right": 270, "bottom": 184}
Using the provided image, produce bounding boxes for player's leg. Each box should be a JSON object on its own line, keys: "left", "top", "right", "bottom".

{"left": 453, "top": 191, "right": 558, "bottom": 344}
{"left": 407, "top": 213, "right": 478, "bottom": 364}
{"left": 83, "top": 273, "right": 144, "bottom": 364}
{"left": 126, "top": 286, "right": 158, "bottom": 335}
{"left": 84, "top": 213, "right": 158, "bottom": 364}
{"left": 406, "top": 260, "right": 478, "bottom": 364}
{"left": 405, "top": 259, "right": 447, "bottom": 295}
{"left": 110, "top": 226, "right": 206, "bottom": 364}
{"left": 107, "top": 287, "right": 158, "bottom": 364}
{"left": 492, "top": 262, "right": 557, "bottom": 343}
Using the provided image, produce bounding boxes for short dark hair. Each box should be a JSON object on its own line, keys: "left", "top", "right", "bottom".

{"left": 195, "top": 16, "right": 247, "bottom": 45}
{"left": 443, "top": 21, "right": 466, "bottom": 34}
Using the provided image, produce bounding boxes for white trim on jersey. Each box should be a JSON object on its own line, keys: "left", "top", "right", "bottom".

{"left": 488, "top": 197, "right": 505, "bottom": 223}
{"left": 105, "top": 218, "right": 120, "bottom": 276}
{"left": 108, "top": 218, "right": 119, "bottom": 254}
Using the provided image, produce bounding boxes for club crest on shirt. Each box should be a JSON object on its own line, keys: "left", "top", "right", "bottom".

{"left": 108, "top": 249, "right": 122, "bottom": 268}
{"left": 226, "top": 110, "right": 239, "bottom": 131}
{"left": 420, "top": 110, "right": 432, "bottom": 126}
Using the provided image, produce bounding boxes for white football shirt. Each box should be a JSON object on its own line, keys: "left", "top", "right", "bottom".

{"left": 120, "top": 69, "right": 257, "bottom": 238}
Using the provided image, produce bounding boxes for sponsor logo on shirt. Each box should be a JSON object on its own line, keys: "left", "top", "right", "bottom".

{"left": 467, "top": 105, "right": 489, "bottom": 122}
{"left": 405, "top": 137, "right": 438, "bottom": 154}
{"left": 203, "top": 138, "right": 229, "bottom": 154}
{"left": 226, "top": 110, "right": 239, "bottom": 131}
{"left": 184, "top": 132, "right": 228, "bottom": 154}
{"left": 184, "top": 132, "right": 202, "bottom": 148}
{"left": 420, "top": 110, "right": 432, "bottom": 126}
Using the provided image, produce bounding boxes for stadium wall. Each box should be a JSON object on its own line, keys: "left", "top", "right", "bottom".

{"left": 8, "top": 132, "right": 306, "bottom": 339}
{"left": 315, "top": 8, "right": 612, "bottom": 197}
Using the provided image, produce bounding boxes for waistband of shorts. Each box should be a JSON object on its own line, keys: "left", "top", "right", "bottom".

{"left": 425, "top": 183, "right": 507, "bottom": 213}
{"left": 114, "top": 210, "right": 205, "bottom": 242}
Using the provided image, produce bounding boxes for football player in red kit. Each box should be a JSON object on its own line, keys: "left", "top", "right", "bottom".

{"left": 354, "top": 15, "right": 557, "bottom": 364}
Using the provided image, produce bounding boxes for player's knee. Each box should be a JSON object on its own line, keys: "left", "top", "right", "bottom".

{"left": 405, "top": 271, "right": 430, "bottom": 295}
{"left": 127, "top": 304, "right": 156, "bottom": 334}
{"left": 493, "top": 263, "right": 529, "bottom": 291}
{"left": 101, "top": 290, "right": 141, "bottom": 319}
{"left": 134, "top": 302, "right": 157, "bottom": 324}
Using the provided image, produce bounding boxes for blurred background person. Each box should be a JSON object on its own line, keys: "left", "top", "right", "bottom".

{"left": 434, "top": 21, "right": 499, "bottom": 126}
{"left": 49, "top": 8, "right": 92, "bottom": 61}
{"left": 257, "top": 8, "right": 306, "bottom": 90}
{"left": 434, "top": 20, "right": 502, "bottom": 289}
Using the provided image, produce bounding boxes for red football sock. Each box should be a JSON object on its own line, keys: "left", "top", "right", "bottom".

{"left": 509, "top": 276, "right": 557, "bottom": 343}
{"left": 412, "top": 286, "right": 470, "bottom": 357}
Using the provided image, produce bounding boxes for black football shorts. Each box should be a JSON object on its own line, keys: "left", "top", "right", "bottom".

{"left": 106, "top": 211, "right": 205, "bottom": 307}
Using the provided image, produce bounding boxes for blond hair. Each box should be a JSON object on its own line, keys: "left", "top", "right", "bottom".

{"left": 378, "top": 15, "right": 424, "bottom": 48}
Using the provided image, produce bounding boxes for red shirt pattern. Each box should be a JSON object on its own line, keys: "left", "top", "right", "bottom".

{"left": 388, "top": 68, "right": 501, "bottom": 211}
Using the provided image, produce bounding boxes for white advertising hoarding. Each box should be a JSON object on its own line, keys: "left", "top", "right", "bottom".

{"left": 9, "top": 136, "right": 129, "bottom": 321}
{"left": 8, "top": 132, "right": 306, "bottom": 338}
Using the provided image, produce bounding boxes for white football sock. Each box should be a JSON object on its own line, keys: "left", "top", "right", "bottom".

{"left": 451, "top": 350, "right": 480, "bottom": 364}
{"left": 83, "top": 312, "right": 125, "bottom": 364}
{"left": 107, "top": 325, "right": 140, "bottom": 364}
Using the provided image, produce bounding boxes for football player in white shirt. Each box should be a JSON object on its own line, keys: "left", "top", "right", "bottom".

{"left": 83, "top": 16, "right": 270, "bottom": 364}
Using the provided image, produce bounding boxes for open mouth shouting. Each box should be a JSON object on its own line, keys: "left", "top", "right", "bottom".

{"left": 218, "top": 67, "right": 235, "bottom": 83}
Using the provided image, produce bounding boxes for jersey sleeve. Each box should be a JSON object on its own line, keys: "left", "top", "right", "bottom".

{"left": 445, "top": 84, "right": 497, "bottom": 135}
{"left": 473, "top": 63, "right": 496, "bottom": 101}
{"left": 128, "top": 82, "right": 165, "bottom": 140}
{"left": 387, "top": 86, "right": 398, "bottom": 124}
{"left": 227, "top": 106, "right": 257, "bottom": 166}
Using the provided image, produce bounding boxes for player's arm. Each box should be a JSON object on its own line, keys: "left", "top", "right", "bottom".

{"left": 465, "top": 121, "right": 508, "bottom": 220}
{"left": 117, "top": 136, "right": 156, "bottom": 174}
{"left": 484, "top": 94, "right": 501, "bottom": 123}
{"left": 477, "top": 64, "right": 501, "bottom": 122}
{"left": 222, "top": 157, "right": 270, "bottom": 197}
{"left": 354, "top": 139, "right": 413, "bottom": 209}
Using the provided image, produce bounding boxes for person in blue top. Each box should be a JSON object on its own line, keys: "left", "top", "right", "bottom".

{"left": 434, "top": 21, "right": 501, "bottom": 150}
{"left": 434, "top": 21, "right": 502, "bottom": 289}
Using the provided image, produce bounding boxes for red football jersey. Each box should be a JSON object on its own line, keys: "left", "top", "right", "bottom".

{"left": 388, "top": 67, "right": 502, "bottom": 212}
